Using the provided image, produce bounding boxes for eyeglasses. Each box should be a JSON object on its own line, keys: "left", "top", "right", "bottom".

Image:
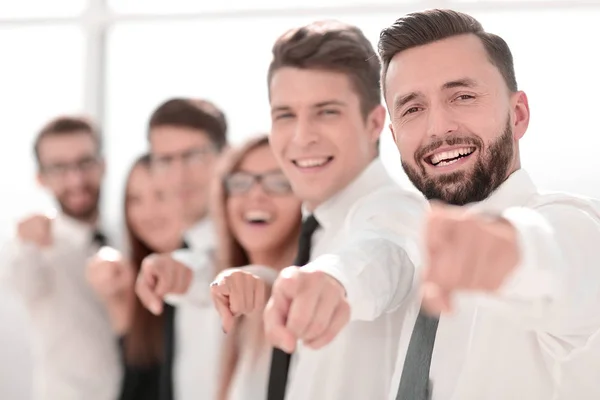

{"left": 224, "top": 171, "right": 292, "bottom": 195}
{"left": 151, "top": 146, "right": 216, "bottom": 174}
{"left": 41, "top": 156, "right": 100, "bottom": 178}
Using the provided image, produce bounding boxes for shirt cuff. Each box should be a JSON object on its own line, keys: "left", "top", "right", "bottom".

{"left": 497, "top": 207, "right": 560, "bottom": 301}
{"left": 239, "top": 265, "right": 280, "bottom": 285}
{"left": 170, "top": 249, "right": 211, "bottom": 272}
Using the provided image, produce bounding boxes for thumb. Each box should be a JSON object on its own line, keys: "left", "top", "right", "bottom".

{"left": 211, "top": 285, "right": 235, "bottom": 333}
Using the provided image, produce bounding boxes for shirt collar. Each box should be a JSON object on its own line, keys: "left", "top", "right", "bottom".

{"left": 308, "top": 158, "right": 394, "bottom": 230}
{"left": 184, "top": 217, "right": 215, "bottom": 250}
{"left": 53, "top": 212, "right": 101, "bottom": 247}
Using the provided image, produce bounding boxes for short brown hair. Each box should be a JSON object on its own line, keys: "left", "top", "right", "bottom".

{"left": 148, "top": 98, "right": 228, "bottom": 151}
{"left": 268, "top": 20, "right": 381, "bottom": 119}
{"left": 379, "top": 9, "right": 517, "bottom": 93}
{"left": 34, "top": 116, "right": 100, "bottom": 165}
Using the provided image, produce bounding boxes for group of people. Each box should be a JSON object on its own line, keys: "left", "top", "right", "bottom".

{"left": 2, "top": 8, "right": 600, "bottom": 400}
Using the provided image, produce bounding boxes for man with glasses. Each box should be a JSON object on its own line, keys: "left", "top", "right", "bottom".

{"left": 134, "top": 98, "right": 228, "bottom": 400}
{"left": 0, "top": 116, "right": 121, "bottom": 400}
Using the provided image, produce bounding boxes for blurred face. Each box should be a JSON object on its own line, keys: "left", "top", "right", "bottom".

{"left": 269, "top": 68, "right": 385, "bottom": 211}
{"left": 385, "top": 34, "right": 530, "bottom": 205}
{"left": 149, "top": 126, "right": 219, "bottom": 226}
{"left": 225, "top": 144, "right": 301, "bottom": 256}
{"left": 126, "top": 164, "right": 184, "bottom": 253}
{"left": 37, "top": 132, "right": 104, "bottom": 221}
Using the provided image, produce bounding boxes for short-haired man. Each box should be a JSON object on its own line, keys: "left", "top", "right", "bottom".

{"left": 378, "top": 9, "right": 600, "bottom": 399}
{"left": 0, "top": 116, "right": 121, "bottom": 400}
{"left": 135, "top": 98, "right": 228, "bottom": 400}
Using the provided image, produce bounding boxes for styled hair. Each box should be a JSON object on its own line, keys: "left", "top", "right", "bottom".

{"left": 122, "top": 153, "right": 164, "bottom": 366}
{"left": 34, "top": 115, "right": 100, "bottom": 165}
{"left": 268, "top": 20, "right": 381, "bottom": 119}
{"left": 148, "top": 97, "right": 228, "bottom": 151}
{"left": 378, "top": 9, "right": 517, "bottom": 93}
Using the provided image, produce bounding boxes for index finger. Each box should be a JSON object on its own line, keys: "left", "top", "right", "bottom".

{"left": 135, "top": 270, "right": 163, "bottom": 315}
{"left": 264, "top": 286, "right": 296, "bottom": 353}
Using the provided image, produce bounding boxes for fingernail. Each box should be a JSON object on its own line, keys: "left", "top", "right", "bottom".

{"left": 150, "top": 302, "right": 160, "bottom": 315}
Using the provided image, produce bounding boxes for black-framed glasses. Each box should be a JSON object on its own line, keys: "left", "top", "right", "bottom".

{"left": 151, "top": 146, "right": 216, "bottom": 173}
{"left": 224, "top": 171, "right": 292, "bottom": 195}
{"left": 40, "top": 155, "right": 100, "bottom": 178}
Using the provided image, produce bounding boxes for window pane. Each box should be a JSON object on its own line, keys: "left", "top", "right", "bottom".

{"left": 0, "top": 26, "right": 85, "bottom": 242}
{"left": 0, "top": 0, "right": 86, "bottom": 18}
{"left": 108, "top": 0, "right": 416, "bottom": 14}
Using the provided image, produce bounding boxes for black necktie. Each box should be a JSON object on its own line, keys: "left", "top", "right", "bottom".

{"left": 267, "top": 215, "right": 320, "bottom": 400}
{"left": 91, "top": 230, "right": 107, "bottom": 248}
{"left": 395, "top": 311, "right": 439, "bottom": 400}
{"left": 159, "top": 239, "right": 189, "bottom": 400}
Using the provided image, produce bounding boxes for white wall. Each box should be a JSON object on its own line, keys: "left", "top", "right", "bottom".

{"left": 1, "top": 2, "right": 600, "bottom": 398}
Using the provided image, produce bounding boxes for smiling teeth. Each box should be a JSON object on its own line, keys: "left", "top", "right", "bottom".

{"left": 430, "top": 147, "right": 474, "bottom": 165}
{"left": 244, "top": 210, "right": 272, "bottom": 223}
{"left": 295, "top": 158, "right": 329, "bottom": 168}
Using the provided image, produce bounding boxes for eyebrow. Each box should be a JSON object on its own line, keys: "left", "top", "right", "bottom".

{"left": 442, "top": 78, "right": 478, "bottom": 90}
{"left": 271, "top": 100, "right": 347, "bottom": 114}
{"left": 393, "top": 92, "right": 421, "bottom": 114}
{"left": 393, "top": 78, "right": 480, "bottom": 113}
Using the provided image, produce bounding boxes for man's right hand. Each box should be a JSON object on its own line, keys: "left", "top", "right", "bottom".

{"left": 17, "top": 214, "right": 52, "bottom": 247}
{"left": 263, "top": 267, "right": 350, "bottom": 353}
{"left": 135, "top": 254, "right": 193, "bottom": 315}
{"left": 210, "top": 269, "right": 269, "bottom": 333}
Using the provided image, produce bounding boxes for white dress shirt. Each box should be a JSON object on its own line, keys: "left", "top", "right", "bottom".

{"left": 284, "top": 159, "right": 429, "bottom": 400}
{"left": 0, "top": 214, "right": 121, "bottom": 400}
{"left": 167, "top": 217, "right": 225, "bottom": 400}
{"left": 373, "top": 169, "right": 600, "bottom": 400}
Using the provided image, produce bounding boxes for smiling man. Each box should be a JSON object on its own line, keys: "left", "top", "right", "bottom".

{"left": 244, "top": 20, "right": 429, "bottom": 400}
{"left": 375, "top": 9, "right": 600, "bottom": 400}
{"left": 0, "top": 116, "right": 121, "bottom": 400}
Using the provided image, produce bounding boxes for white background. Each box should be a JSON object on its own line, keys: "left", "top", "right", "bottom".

{"left": 1, "top": 1, "right": 599, "bottom": 398}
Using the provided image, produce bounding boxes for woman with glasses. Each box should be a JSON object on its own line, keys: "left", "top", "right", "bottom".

{"left": 86, "top": 153, "right": 185, "bottom": 400}
{"left": 210, "top": 135, "right": 301, "bottom": 400}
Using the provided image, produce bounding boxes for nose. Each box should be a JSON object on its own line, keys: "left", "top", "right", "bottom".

{"left": 63, "top": 168, "right": 86, "bottom": 188}
{"left": 291, "top": 115, "right": 319, "bottom": 148}
{"left": 167, "top": 159, "right": 188, "bottom": 187}
{"left": 246, "top": 180, "right": 269, "bottom": 201}
{"left": 426, "top": 103, "right": 459, "bottom": 139}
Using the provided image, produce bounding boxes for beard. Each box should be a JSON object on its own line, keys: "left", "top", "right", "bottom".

{"left": 57, "top": 185, "right": 101, "bottom": 221}
{"left": 402, "top": 117, "right": 514, "bottom": 206}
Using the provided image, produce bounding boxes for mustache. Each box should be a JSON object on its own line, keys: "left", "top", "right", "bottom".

{"left": 415, "top": 135, "right": 484, "bottom": 162}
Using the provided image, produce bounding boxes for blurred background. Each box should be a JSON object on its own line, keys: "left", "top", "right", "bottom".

{"left": 0, "top": 0, "right": 599, "bottom": 397}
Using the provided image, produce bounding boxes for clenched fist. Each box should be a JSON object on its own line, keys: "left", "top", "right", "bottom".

{"left": 86, "top": 247, "right": 134, "bottom": 301}
{"left": 421, "top": 203, "right": 520, "bottom": 314}
{"left": 17, "top": 214, "right": 53, "bottom": 247}
{"left": 210, "top": 269, "right": 269, "bottom": 333}
{"left": 263, "top": 267, "right": 350, "bottom": 353}
{"left": 135, "top": 254, "right": 193, "bottom": 315}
